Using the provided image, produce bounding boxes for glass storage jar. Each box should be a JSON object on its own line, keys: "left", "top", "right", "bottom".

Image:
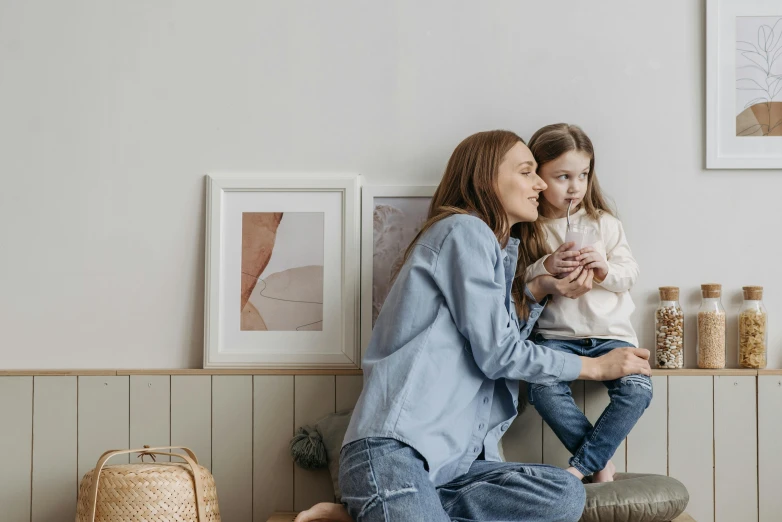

{"left": 697, "top": 283, "right": 726, "bottom": 369}
{"left": 738, "top": 286, "right": 767, "bottom": 369}
{"left": 655, "top": 286, "right": 684, "bottom": 368}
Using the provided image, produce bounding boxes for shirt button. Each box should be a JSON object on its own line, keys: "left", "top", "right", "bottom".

{"left": 483, "top": 397, "right": 489, "bottom": 404}
{"left": 473, "top": 446, "right": 480, "bottom": 453}
{"left": 478, "top": 423, "right": 484, "bottom": 430}
{"left": 513, "top": 400, "right": 519, "bottom": 407}
{"left": 501, "top": 423, "right": 509, "bottom": 432}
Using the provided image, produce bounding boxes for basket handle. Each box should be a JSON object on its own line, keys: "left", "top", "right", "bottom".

{"left": 86, "top": 446, "right": 207, "bottom": 522}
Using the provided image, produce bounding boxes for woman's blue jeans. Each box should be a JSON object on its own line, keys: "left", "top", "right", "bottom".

{"left": 339, "top": 437, "right": 585, "bottom": 521}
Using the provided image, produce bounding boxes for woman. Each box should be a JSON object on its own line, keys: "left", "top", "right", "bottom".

{"left": 297, "top": 130, "right": 651, "bottom": 522}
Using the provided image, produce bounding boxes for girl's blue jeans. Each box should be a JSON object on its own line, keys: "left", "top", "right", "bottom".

{"left": 527, "top": 335, "right": 653, "bottom": 477}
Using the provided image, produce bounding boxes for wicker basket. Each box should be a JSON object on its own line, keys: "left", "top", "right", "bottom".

{"left": 76, "top": 446, "right": 221, "bottom": 522}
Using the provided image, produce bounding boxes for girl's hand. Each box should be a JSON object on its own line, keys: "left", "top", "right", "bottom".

{"left": 576, "top": 246, "right": 608, "bottom": 282}
{"left": 543, "top": 242, "right": 581, "bottom": 277}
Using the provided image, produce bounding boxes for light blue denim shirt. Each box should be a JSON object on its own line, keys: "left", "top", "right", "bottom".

{"left": 343, "top": 214, "right": 583, "bottom": 486}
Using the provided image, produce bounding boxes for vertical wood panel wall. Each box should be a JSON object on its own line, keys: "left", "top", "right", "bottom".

{"left": 293, "top": 376, "right": 336, "bottom": 512}
{"left": 77, "top": 377, "right": 130, "bottom": 480}
{"left": 130, "top": 375, "right": 171, "bottom": 461}
{"left": 0, "top": 370, "right": 771, "bottom": 522}
{"left": 626, "top": 375, "right": 667, "bottom": 476}
{"left": 714, "top": 376, "right": 757, "bottom": 522}
{"left": 212, "top": 376, "right": 253, "bottom": 522}
{"left": 32, "top": 376, "right": 77, "bottom": 522}
{"left": 171, "top": 375, "right": 212, "bottom": 470}
{"left": 254, "top": 375, "right": 294, "bottom": 521}
{"left": 759, "top": 374, "right": 782, "bottom": 522}
{"left": 668, "top": 376, "right": 714, "bottom": 522}
{"left": 0, "top": 377, "right": 33, "bottom": 522}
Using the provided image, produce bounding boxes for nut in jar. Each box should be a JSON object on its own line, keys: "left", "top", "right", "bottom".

{"left": 655, "top": 286, "right": 684, "bottom": 368}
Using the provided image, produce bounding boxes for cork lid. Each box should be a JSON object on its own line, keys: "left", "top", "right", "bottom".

{"left": 701, "top": 283, "right": 722, "bottom": 298}
{"left": 659, "top": 286, "right": 679, "bottom": 301}
{"left": 743, "top": 286, "right": 763, "bottom": 300}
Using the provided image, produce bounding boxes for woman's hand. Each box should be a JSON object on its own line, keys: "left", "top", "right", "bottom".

{"left": 527, "top": 266, "right": 594, "bottom": 301}
{"left": 576, "top": 246, "right": 609, "bottom": 282}
{"left": 579, "top": 347, "right": 652, "bottom": 381}
{"left": 552, "top": 265, "right": 594, "bottom": 299}
{"left": 543, "top": 242, "right": 581, "bottom": 277}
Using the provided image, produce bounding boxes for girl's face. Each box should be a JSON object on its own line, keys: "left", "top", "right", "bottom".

{"left": 497, "top": 142, "right": 548, "bottom": 226}
{"left": 538, "top": 150, "right": 591, "bottom": 218}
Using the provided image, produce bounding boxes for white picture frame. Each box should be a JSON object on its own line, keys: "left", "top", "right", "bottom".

{"left": 707, "top": 0, "right": 782, "bottom": 168}
{"left": 360, "top": 185, "right": 436, "bottom": 365}
{"left": 204, "top": 173, "right": 361, "bottom": 369}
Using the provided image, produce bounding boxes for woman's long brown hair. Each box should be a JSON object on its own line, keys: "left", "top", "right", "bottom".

{"left": 527, "top": 123, "right": 614, "bottom": 220}
{"left": 395, "top": 130, "right": 550, "bottom": 318}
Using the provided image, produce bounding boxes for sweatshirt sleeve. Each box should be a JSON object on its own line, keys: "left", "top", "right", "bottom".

{"left": 524, "top": 255, "right": 552, "bottom": 282}
{"left": 595, "top": 216, "right": 639, "bottom": 293}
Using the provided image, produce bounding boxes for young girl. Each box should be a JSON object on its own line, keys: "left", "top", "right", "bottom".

{"left": 294, "top": 130, "right": 652, "bottom": 522}
{"left": 524, "top": 123, "right": 651, "bottom": 484}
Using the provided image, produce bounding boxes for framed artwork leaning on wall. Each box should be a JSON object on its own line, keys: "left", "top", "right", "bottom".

{"left": 360, "top": 185, "right": 435, "bottom": 365}
{"left": 203, "top": 173, "right": 361, "bottom": 369}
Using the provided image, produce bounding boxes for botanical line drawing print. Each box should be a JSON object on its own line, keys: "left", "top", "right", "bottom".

{"left": 736, "top": 16, "right": 782, "bottom": 136}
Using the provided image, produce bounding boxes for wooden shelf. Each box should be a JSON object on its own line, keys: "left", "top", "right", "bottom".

{"left": 651, "top": 369, "right": 759, "bottom": 376}
{"left": 0, "top": 368, "right": 364, "bottom": 376}
{"left": 0, "top": 370, "right": 121, "bottom": 376}
{"left": 0, "top": 368, "right": 767, "bottom": 376}
{"left": 118, "top": 368, "right": 364, "bottom": 376}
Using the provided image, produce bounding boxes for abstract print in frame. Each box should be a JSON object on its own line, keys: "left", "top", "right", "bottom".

{"left": 204, "top": 174, "right": 360, "bottom": 368}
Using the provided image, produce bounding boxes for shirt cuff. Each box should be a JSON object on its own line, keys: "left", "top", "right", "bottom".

{"left": 559, "top": 353, "right": 583, "bottom": 382}
{"left": 593, "top": 264, "right": 609, "bottom": 286}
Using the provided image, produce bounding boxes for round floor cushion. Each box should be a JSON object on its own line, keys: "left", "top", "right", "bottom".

{"left": 581, "top": 473, "right": 689, "bottom": 522}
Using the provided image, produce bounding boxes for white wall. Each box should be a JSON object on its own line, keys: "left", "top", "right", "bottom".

{"left": 1, "top": 0, "right": 779, "bottom": 369}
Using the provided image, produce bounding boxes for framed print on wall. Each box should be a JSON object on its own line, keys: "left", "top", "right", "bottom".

{"left": 707, "top": 0, "right": 782, "bottom": 168}
{"left": 360, "top": 185, "right": 436, "bottom": 363}
{"left": 204, "top": 173, "right": 361, "bottom": 368}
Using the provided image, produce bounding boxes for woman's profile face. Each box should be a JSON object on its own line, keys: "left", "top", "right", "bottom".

{"left": 496, "top": 142, "right": 548, "bottom": 226}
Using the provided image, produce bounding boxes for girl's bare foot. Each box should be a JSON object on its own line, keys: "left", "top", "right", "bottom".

{"left": 293, "top": 502, "right": 353, "bottom": 522}
{"left": 592, "top": 460, "right": 616, "bottom": 483}
{"left": 566, "top": 466, "right": 584, "bottom": 480}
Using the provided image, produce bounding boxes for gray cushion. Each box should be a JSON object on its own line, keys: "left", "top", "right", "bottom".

{"left": 313, "top": 409, "right": 353, "bottom": 501}
{"left": 305, "top": 410, "right": 690, "bottom": 522}
{"left": 581, "top": 473, "right": 689, "bottom": 522}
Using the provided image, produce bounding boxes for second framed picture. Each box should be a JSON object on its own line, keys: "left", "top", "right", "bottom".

{"left": 360, "top": 185, "right": 436, "bottom": 363}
